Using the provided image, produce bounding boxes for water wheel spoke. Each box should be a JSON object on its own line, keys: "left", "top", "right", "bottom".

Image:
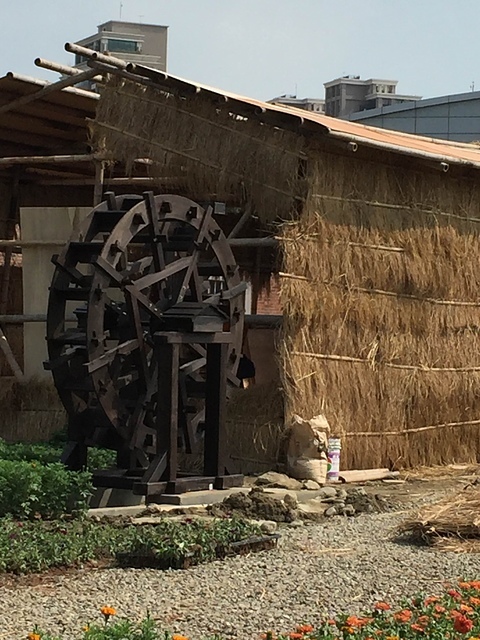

{"left": 134, "top": 256, "right": 192, "bottom": 291}
{"left": 86, "top": 338, "right": 139, "bottom": 373}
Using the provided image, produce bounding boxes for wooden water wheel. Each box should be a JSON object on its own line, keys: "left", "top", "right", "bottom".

{"left": 45, "top": 192, "right": 245, "bottom": 494}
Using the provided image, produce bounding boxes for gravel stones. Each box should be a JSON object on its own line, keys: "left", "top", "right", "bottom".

{"left": 4, "top": 505, "right": 480, "bottom": 640}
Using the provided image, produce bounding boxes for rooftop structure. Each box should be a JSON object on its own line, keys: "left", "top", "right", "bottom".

{"left": 349, "top": 90, "right": 480, "bottom": 143}
{"left": 267, "top": 94, "right": 325, "bottom": 114}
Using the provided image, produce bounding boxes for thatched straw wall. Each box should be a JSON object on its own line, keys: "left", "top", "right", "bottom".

{"left": 93, "top": 79, "right": 480, "bottom": 470}
{"left": 280, "top": 151, "right": 480, "bottom": 468}
{"left": 0, "top": 378, "right": 65, "bottom": 442}
{"left": 92, "top": 80, "right": 305, "bottom": 220}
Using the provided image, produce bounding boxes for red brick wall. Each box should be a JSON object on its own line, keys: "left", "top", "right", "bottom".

{"left": 255, "top": 277, "right": 283, "bottom": 315}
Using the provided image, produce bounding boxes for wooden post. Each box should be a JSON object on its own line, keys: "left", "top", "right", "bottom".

{"left": 204, "top": 342, "right": 228, "bottom": 476}
{"left": 93, "top": 161, "right": 105, "bottom": 206}
{"left": 157, "top": 341, "right": 179, "bottom": 482}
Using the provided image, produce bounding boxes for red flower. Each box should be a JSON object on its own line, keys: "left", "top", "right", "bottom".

{"left": 453, "top": 614, "right": 473, "bottom": 634}
{"left": 448, "top": 589, "right": 462, "bottom": 600}
{"left": 410, "top": 623, "right": 425, "bottom": 632}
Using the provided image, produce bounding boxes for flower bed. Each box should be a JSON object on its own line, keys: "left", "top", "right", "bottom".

{"left": 28, "top": 581, "right": 480, "bottom": 639}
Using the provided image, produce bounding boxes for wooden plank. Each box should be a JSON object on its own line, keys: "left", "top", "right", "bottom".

{"left": 338, "top": 469, "right": 400, "bottom": 483}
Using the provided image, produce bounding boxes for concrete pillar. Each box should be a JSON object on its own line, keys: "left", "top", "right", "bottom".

{"left": 20, "top": 207, "right": 90, "bottom": 378}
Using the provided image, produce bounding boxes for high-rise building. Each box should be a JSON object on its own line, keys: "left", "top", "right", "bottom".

{"left": 72, "top": 20, "right": 168, "bottom": 88}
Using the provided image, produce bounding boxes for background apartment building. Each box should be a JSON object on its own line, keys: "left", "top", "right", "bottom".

{"left": 324, "top": 76, "right": 420, "bottom": 118}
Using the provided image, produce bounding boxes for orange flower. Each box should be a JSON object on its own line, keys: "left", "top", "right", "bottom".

{"left": 460, "top": 604, "right": 474, "bottom": 614}
{"left": 343, "top": 628, "right": 354, "bottom": 635}
{"left": 416, "top": 615, "right": 430, "bottom": 627}
{"left": 453, "top": 614, "right": 473, "bottom": 634}
{"left": 424, "top": 596, "right": 438, "bottom": 606}
{"left": 448, "top": 589, "right": 462, "bottom": 600}
{"left": 386, "top": 636, "right": 399, "bottom": 640}
{"left": 410, "top": 623, "right": 425, "bottom": 632}
{"left": 459, "top": 582, "right": 471, "bottom": 589}
{"left": 173, "top": 636, "right": 189, "bottom": 640}
{"left": 394, "top": 609, "right": 412, "bottom": 623}
{"left": 27, "top": 635, "right": 40, "bottom": 640}
{"left": 434, "top": 605, "right": 446, "bottom": 613}
{"left": 289, "top": 634, "right": 303, "bottom": 639}
{"left": 471, "top": 596, "right": 480, "bottom": 606}
{"left": 100, "top": 606, "right": 116, "bottom": 619}
{"left": 296, "top": 625, "right": 313, "bottom": 634}
{"left": 375, "top": 602, "right": 391, "bottom": 611}
{"left": 469, "top": 581, "right": 480, "bottom": 590}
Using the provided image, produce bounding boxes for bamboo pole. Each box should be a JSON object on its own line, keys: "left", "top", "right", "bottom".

{"left": 0, "top": 69, "right": 99, "bottom": 116}
{"left": 313, "top": 193, "right": 480, "bottom": 226}
{"left": 293, "top": 350, "right": 480, "bottom": 373}
{"left": 65, "top": 43, "right": 128, "bottom": 69}
{"left": 0, "top": 154, "right": 100, "bottom": 166}
{"left": 0, "top": 327, "right": 23, "bottom": 379}
{"left": 344, "top": 419, "right": 480, "bottom": 438}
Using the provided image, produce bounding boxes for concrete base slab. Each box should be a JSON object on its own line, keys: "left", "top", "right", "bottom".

{"left": 89, "top": 487, "right": 146, "bottom": 509}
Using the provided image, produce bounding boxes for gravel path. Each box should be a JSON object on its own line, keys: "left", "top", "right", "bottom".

{"left": 3, "top": 504, "right": 480, "bottom": 639}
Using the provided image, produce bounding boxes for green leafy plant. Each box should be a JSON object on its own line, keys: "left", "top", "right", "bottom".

{"left": 0, "top": 517, "right": 262, "bottom": 574}
{"left": 0, "top": 460, "right": 92, "bottom": 519}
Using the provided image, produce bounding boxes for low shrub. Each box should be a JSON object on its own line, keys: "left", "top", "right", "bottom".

{"left": 0, "top": 517, "right": 261, "bottom": 574}
{"left": 0, "top": 438, "right": 116, "bottom": 470}
{"left": 0, "top": 460, "right": 92, "bottom": 519}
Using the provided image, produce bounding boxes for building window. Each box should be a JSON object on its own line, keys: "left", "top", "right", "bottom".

{"left": 106, "top": 39, "right": 142, "bottom": 53}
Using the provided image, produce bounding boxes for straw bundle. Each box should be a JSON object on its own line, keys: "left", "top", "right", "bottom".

{"left": 399, "top": 486, "right": 480, "bottom": 544}
{"left": 91, "top": 79, "right": 305, "bottom": 220}
{"left": 280, "top": 151, "right": 480, "bottom": 469}
{"left": 225, "top": 381, "right": 285, "bottom": 474}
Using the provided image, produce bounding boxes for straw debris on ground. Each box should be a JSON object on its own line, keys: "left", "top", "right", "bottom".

{"left": 399, "top": 485, "right": 480, "bottom": 547}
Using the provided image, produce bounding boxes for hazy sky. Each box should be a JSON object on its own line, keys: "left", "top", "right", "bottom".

{"left": 0, "top": 0, "right": 478, "bottom": 102}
